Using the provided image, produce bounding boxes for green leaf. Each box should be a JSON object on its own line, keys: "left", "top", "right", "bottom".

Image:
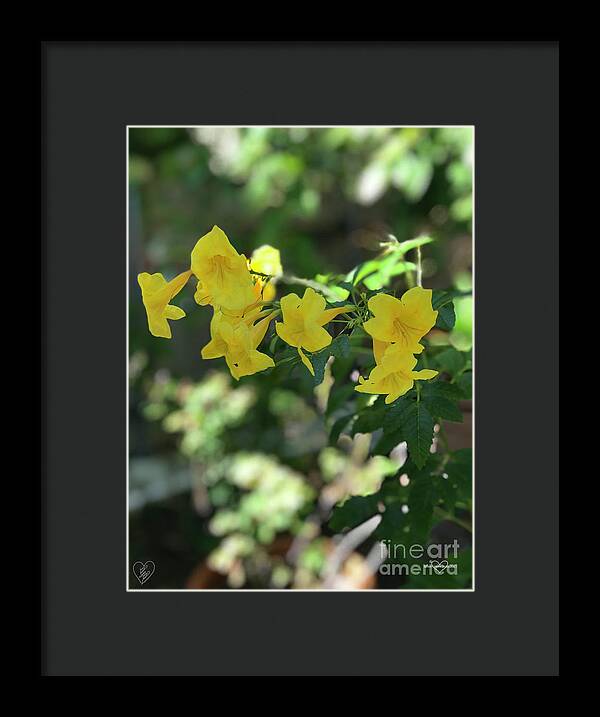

{"left": 438, "top": 449, "right": 472, "bottom": 506}
{"left": 402, "top": 402, "right": 435, "bottom": 468}
{"left": 421, "top": 381, "right": 463, "bottom": 422}
{"left": 447, "top": 448, "right": 472, "bottom": 482}
{"left": 352, "top": 401, "right": 387, "bottom": 435}
{"left": 422, "top": 396, "right": 463, "bottom": 422}
{"left": 434, "top": 296, "right": 456, "bottom": 330}
{"left": 326, "top": 299, "right": 353, "bottom": 308}
{"left": 352, "top": 251, "right": 417, "bottom": 291}
{"left": 329, "top": 414, "right": 354, "bottom": 445}
{"left": 395, "top": 235, "right": 434, "bottom": 254}
{"left": 409, "top": 473, "right": 435, "bottom": 539}
{"left": 328, "top": 494, "right": 380, "bottom": 532}
{"left": 372, "top": 428, "right": 404, "bottom": 456}
{"left": 432, "top": 289, "right": 471, "bottom": 331}
{"left": 325, "top": 383, "right": 356, "bottom": 417}
{"left": 421, "top": 380, "right": 463, "bottom": 401}
{"left": 310, "top": 335, "right": 351, "bottom": 386}
{"left": 434, "top": 347, "right": 466, "bottom": 376}
{"left": 382, "top": 396, "right": 414, "bottom": 434}
{"left": 432, "top": 290, "right": 453, "bottom": 310}
{"left": 268, "top": 334, "right": 279, "bottom": 354}
{"left": 402, "top": 548, "right": 473, "bottom": 589}
{"left": 457, "top": 371, "right": 472, "bottom": 399}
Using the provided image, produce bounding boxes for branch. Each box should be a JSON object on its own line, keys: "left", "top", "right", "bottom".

{"left": 322, "top": 514, "right": 382, "bottom": 587}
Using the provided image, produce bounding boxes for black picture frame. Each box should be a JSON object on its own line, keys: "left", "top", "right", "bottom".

{"left": 41, "top": 40, "right": 559, "bottom": 676}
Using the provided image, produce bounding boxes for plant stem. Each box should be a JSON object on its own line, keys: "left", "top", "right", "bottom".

{"left": 434, "top": 506, "right": 471, "bottom": 532}
{"left": 277, "top": 273, "right": 340, "bottom": 300}
{"left": 437, "top": 421, "right": 450, "bottom": 452}
{"left": 415, "top": 246, "right": 422, "bottom": 287}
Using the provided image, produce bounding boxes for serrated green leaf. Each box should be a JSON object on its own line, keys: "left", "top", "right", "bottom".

{"left": 422, "top": 380, "right": 464, "bottom": 401}
{"left": 420, "top": 380, "right": 463, "bottom": 421}
{"left": 382, "top": 396, "right": 414, "bottom": 434}
{"left": 402, "top": 402, "right": 435, "bottom": 468}
{"left": 422, "top": 396, "right": 463, "bottom": 422}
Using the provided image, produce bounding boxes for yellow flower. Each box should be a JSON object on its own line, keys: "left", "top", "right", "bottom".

{"left": 201, "top": 308, "right": 277, "bottom": 380}
{"left": 201, "top": 305, "right": 273, "bottom": 360}
{"left": 275, "top": 287, "right": 353, "bottom": 376}
{"left": 138, "top": 270, "right": 192, "bottom": 339}
{"left": 355, "top": 343, "right": 438, "bottom": 404}
{"left": 249, "top": 245, "right": 282, "bottom": 302}
{"left": 363, "top": 287, "right": 438, "bottom": 355}
{"left": 372, "top": 338, "right": 391, "bottom": 364}
{"left": 191, "top": 226, "right": 256, "bottom": 313}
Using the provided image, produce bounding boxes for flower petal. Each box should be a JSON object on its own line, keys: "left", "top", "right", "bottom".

{"left": 412, "top": 369, "right": 439, "bottom": 381}
{"left": 164, "top": 305, "right": 185, "bottom": 321}
{"left": 384, "top": 374, "right": 414, "bottom": 402}
{"left": 372, "top": 339, "right": 391, "bottom": 365}
{"left": 301, "top": 324, "right": 332, "bottom": 353}
{"left": 319, "top": 305, "right": 354, "bottom": 326}
{"left": 279, "top": 292, "right": 302, "bottom": 321}
{"left": 147, "top": 315, "right": 172, "bottom": 339}
{"left": 248, "top": 349, "right": 275, "bottom": 375}
{"left": 251, "top": 311, "right": 276, "bottom": 348}
{"left": 299, "top": 287, "right": 327, "bottom": 322}
{"left": 190, "top": 225, "right": 238, "bottom": 269}
{"left": 194, "top": 281, "right": 212, "bottom": 306}
{"left": 298, "top": 347, "right": 315, "bottom": 376}
{"left": 275, "top": 321, "right": 300, "bottom": 348}
{"left": 201, "top": 338, "right": 226, "bottom": 359}
{"left": 367, "top": 292, "right": 403, "bottom": 318}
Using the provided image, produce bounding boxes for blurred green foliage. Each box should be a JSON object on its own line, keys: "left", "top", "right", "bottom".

{"left": 129, "top": 127, "right": 473, "bottom": 590}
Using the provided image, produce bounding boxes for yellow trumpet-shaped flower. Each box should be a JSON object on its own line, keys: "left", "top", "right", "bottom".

{"left": 201, "top": 305, "right": 273, "bottom": 361}
{"left": 249, "top": 245, "right": 282, "bottom": 302}
{"left": 221, "top": 315, "right": 276, "bottom": 381}
{"left": 138, "top": 269, "right": 193, "bottom": 339}
{"left": 363, "top": 287, "right": 438, "bottom": 355}
{"left": 355, "top": 343, "right": 438, "bottom": 404}
{"left": 191, "top": 225, "right": 256, "bottom": 313}
{"left": 201, "top": 308, "right": 277, "bottom": 380}
{"left": 275, "top": 287, "right": 353, "bottom": 376}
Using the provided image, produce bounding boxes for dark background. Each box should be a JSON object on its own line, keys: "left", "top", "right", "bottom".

{"left": 43, "top": 42, "right": 558, "bottom": 675}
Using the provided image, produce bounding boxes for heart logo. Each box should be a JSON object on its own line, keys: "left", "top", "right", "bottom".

{"left": 133, "top": 560, "right": 155, "bottom": 585}
{"left": 430, "top": 559, "right": 449, "bottom": 575}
